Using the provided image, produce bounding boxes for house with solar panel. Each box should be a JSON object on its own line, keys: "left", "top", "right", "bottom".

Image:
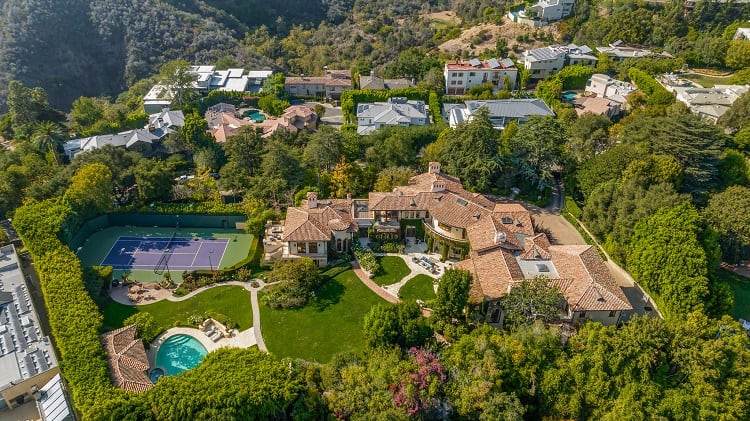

{"left": 0, "top": 245, "right": 61, "bottom": 412}
{"left": 443, "top": 58, "right": 518, "bottom": 95}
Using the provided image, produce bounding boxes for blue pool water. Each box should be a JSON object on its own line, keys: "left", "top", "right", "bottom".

{"left": 562, "top": 91, "right": 577, "bottom": 101}
{"left": 155, "top": 334, "right": 208, "bottom": 376}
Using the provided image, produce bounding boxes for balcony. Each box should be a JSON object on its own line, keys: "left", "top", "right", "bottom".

{"left": 423, "top": 218, "right": 469, "bottom": 244}
{"left": 373, "top": 219, "right": 400, "bottom": 233}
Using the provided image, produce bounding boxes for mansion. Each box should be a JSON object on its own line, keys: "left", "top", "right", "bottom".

{"left": 264, "top": 163, "right": 632, "bottom": 325}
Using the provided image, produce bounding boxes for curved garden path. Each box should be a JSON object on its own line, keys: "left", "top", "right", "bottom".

{"left": 110, "top": 279, "right": 277, "bottom": 352}
{"left": 351, "top": 261, "right": 401, "bottom": 304}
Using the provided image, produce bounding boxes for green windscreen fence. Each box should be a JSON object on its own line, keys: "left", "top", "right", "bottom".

{"left": 67, "top": 213, "right": 247, "bottom": 250}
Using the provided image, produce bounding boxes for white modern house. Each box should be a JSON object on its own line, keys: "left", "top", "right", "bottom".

{"left": 528, "top": 0, "right": 575, "bottom": 22}
{"left": 596, "top": 40, "right": 654, "bottom": 61}
{"left": 356, "top": 97, "right": 430, "bottom": 135}
{"left": 585, "top": 74, "right": 636, "bottom": 104}
{"left": 143, "top": 66, "right": 272, "bottom": 112}
{"left": 522, "top": 44, "right": 597, "bottom": 80}
{"left": 448, "top": 99, "right": 555, "bottom": 130}
{"left": 443, "top": 58, "right": 518, "bottom": 95}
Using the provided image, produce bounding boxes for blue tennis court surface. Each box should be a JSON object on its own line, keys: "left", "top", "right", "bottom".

{"left": 100, "top": 236, "right": 229, "bottom": 271}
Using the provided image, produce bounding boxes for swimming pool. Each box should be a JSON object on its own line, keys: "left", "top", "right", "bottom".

{"left": 155, "top": 334, "right": 208, "bottom": 376}
{"left": 562, "top": 91, "right": 577, "bottom": 101}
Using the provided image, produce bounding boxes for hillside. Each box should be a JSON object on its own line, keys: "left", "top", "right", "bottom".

{"left": 0, "top": 0, "right": 289, "bottom": 110}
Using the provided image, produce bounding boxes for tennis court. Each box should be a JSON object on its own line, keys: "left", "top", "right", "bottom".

{"left": 77, "top": 226, "right": 255, "bottom": 281}
{"left": 100, "top": 236, "right": 229, "bottom": 271}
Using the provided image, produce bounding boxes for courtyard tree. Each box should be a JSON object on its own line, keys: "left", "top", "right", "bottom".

{"left": 159, "top": 60, "right": 198, "bottom": 107}
{"left": 502, "top": 276, "right": 565, "bottom": 329}
{"left": 704, "top": 185, "right": 750, "bottom": 263}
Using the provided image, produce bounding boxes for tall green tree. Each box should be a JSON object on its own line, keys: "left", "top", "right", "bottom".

{"left": 159, "top": 60, "right": 198, "bottom": 107}
{"left": 433, "top": 268, "right": 472, "bottom": 328}
{"left": 704, "top": 185, "right": 750, "bottom": 263}
{"left": 64, "top": 162, "right": 114, "bottom": 219}
{"left": 31, "top": 121, "right": 67, "bottom": 166}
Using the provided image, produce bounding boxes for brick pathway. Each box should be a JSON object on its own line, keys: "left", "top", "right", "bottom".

{"left": 351, "top": 261, "right": 401, "bottom": 304}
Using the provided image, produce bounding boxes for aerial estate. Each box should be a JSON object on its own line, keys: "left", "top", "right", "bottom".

{"left": 1, "top": 0, "right": 750, "bottom": 419}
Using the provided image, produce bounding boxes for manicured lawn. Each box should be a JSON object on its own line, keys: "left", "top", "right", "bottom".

{"left": 371, "top": 256, "right": 411, "bottom": 286}
{"left": 101, "top": 285, "right": 253, "bottom": 334}
{"left": 719, "top": 269, "right": 750, "bottom": 320}
{"left": 259, "top": 264, "right": 392, "bottom": 362}
{"left": 683, "top": 73, "right": 732, "bottom": 88}
{"left": 399, "top": 274, "right": 437, "bottom": 303}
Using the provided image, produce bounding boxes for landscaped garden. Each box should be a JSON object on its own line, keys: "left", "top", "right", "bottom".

{"left": 371, "top": 256, "right": 411, "bottom": 286}
{"left": 102, "top": 285, "right": 253, "bottom": 333}
{"left": 259, "top": 264, "right": 391, "bottom": 362}
{"left": 399, "top": 274, "right": 437, "bottom": 303}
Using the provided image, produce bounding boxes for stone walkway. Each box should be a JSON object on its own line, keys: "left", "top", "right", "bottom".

{"left": 110, "top": 279, "right": 276, "bottom": 353}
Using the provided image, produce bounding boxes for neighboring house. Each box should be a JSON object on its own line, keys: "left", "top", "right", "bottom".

{"left": 522, "top": 44, "right": 597, "bottom": 80}
{"left": 143, "top": 84, "right": 174, "bottom": 115}
{"left": 596, "top": 40, "right": 655, "bottom": 61}
{"left": 147, "top": 108, "right": 185, "bottom": 138}
{"left": 672, "top": 85, "right": 749, "bottom": 124}
{"left": 246, "top": 70, "right": 274, "bottom": 93}
{"left": 527, "top": 0, "right": 575, "bottom": 22}
{"left": 207, "top": 113, "right": 251, "bottom": 143}
{"left": 100, "top": 325, "right": 153, "bottom": 393}
{"left": 143, "top": 66, "right": 272, "bottom": 112}
{"left": 359, "top": 72, "right": 415, "bottom": 90}
{"left": 443, "top": 58, "right": 518, "bottom": 95}
{"left": 447, "top": 99, "right": 555, "bottom": 130}
{"left": 584, "top": 73, "right": 636, "bottom": 108}
{"left": 35, "top": 374, "right": 74, "bottom": 421}
{"left": 264, "top": 192, "right": 357, "bottom": 267}
{"left": 575, "top": 96, "right": 621, "bottom": 118}
{"left": 265, "top": 163, "right": 633, "bottom": 325}
{"left": 0, "top": 245, "right": 61, "bottom": 411}
{"left": 64, "top": 109, "right": 184, "bottom": 159}
{"left": 284, "top": 69, "right": 352, "bottom": 100}
{"left": 261, "top": 105, "right": 318, "bottom": 138}
{"left": 356, "top": 97, "right": 430, "bottom": 135}
{"left": 734, "top": 26, "right": 750, "bottom": 40}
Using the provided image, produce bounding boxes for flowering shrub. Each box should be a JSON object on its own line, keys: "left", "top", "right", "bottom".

{"left": 392, "top": 348, "right": 447, "bottom": 417}
{"left": 354, "top": 249, "right": 380, "bottom": 274}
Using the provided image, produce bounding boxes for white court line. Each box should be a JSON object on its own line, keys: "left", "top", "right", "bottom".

{"left": 98, "top": 236, "right": 140, "bottom": 266}
{"left": 191, "top": 241, "right": 204, "bottom": 267}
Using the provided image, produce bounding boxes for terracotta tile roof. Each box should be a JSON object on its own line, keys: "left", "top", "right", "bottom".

{"left": 281, "top": 199, "right": 357, "bottom": 242}
{"left": 519, "top": 234, "right": 552, "bottom": 260}
{"left": 100, "top": 325, "right": 153, "bottom": 393}
{"left": 549, "top": 245, "right": 632, "bottom": 311}
{"left": 262, "top": 118, "right": 298, "bottom": 138}
{"left": 457, "top": 248, "right": 524, "bottom": 301}
{"left": 209, "top": 124, "right": 239, "bottom": 143}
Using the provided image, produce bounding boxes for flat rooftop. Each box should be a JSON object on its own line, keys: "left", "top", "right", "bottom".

{"left": 0, "top": 245, "right": 58, "bottom": 391}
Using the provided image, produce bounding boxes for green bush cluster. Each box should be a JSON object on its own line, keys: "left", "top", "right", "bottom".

{"left": 628, "top": 68, "right": 675, "bottom": 106}
{"left": 354, "top": 249, "right": 380, "bottom": 274}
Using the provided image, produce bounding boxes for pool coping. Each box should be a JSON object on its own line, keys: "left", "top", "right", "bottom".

{"left": 147, "top": 326, "right": 258, "bottom": 367}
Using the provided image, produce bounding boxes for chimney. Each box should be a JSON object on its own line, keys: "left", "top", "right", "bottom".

{"left": 346, "top": 192, "right": 352, "bottom": 202}
{"left": 494, "top": 231, "right": 507, "bottom": 244}
{"left": 306, "top": 192, "right": 318, "bottom": 209}
{"left": 430, "top": 181, "right": 445, "bottom": 193}
{"left": 370, "top": 70, "right": 374, "bottom": 77}
{"left": 428, "top": 162, "right": 441, "bottom": 174}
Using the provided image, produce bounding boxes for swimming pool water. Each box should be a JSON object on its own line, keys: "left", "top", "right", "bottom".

{"left": 155, "top": 334, "right": 208, "bottom": 376}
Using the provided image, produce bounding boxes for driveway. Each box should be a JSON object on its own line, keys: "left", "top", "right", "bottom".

{"left": 304, "top": 102, "right": 344, "bottom": 129}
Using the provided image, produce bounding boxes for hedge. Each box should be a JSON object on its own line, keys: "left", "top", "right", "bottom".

{"left": 12, "top": 198, "right": 121, "bottom": 418}
{"left": 628, "top": 68, "right": 675, "bottom": 106}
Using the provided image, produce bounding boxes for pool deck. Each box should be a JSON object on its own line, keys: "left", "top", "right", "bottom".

{"left": 147, "top": 327, "right": 257, "bottom": 367}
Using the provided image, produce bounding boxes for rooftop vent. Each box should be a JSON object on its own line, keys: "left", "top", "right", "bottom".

{"left": 456, "top": 198, "right": 468, "bottom": 206}
{"left": 494, "top": 231, "right": 507, "bottom": 244}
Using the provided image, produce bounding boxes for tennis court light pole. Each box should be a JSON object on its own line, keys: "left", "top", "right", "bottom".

{"left": 208, "top": 249, "right": 214, "bottom": 272}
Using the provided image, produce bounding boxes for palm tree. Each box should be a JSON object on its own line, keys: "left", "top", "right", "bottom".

{"left": 32, "top": 121, "right": 66, "bottom": 166}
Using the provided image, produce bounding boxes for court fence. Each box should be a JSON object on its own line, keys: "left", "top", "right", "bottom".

{"left": 67, "top": 213, "right": 247, "bottom": 250}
